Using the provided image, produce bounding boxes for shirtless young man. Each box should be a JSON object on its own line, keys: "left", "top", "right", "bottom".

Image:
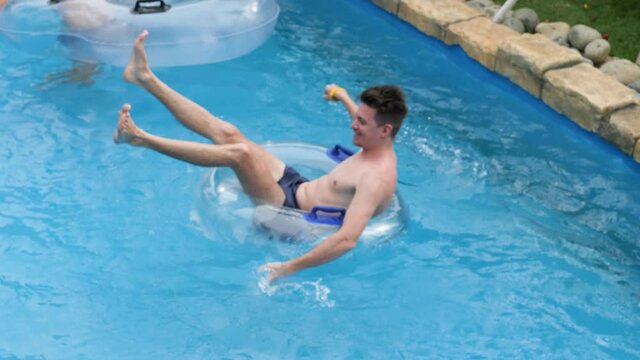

{"left": 114, "top": 31, "right": 408, "bottom": 282}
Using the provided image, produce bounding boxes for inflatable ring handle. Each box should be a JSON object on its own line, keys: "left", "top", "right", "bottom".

{"left": 326, "top": 145, "right": 355, "bottom": 163}
{"left": 133, "top": 0, "right": 172, "bottom": 15}
{"left": 303, "top": 206, "right": 346, "bottom": 226}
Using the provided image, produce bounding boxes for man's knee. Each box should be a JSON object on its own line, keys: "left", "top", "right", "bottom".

{"left": 227, "top": 142, "right": 252, "bottom": 168}
{"left": 213, "top": 121, "right": 244, "bottom": 144}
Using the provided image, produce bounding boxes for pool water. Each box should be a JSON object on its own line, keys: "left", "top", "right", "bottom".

{"left": 1, "top": 0, "right": 639, "bottom": 358}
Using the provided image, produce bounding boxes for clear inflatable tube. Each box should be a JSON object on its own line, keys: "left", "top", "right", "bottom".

{"left": 0, "top": 0, "right": 280, "bottom": 67}
{"left": 197, "top": 143, "right": 408, "bottom": 243}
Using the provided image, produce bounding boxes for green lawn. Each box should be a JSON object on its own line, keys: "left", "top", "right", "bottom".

{"left": 494, "top": 0, "right": 640, "bottom": 61}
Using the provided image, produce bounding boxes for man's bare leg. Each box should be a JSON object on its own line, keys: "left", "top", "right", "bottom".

{"left": 124, "top": 31, "right": 241, "bottom": 145}
{"left": 113, "top": 104, "right": 285, "bottom": 205}
{"left": 124, "top": 30, "right": 285, "bottom": 181}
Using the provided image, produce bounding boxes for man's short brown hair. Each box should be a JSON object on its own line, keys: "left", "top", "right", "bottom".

{"left": 359, "top": 85, "right": 408, "bottom": 137}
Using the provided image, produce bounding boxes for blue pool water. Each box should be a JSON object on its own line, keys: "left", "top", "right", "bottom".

{"left": 1, "top": 0, "right": 640, "bottom": 358}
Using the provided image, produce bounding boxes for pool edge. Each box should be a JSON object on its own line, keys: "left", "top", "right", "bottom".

{"left": 369, "top": 0, "right": 640, "bottom": 165}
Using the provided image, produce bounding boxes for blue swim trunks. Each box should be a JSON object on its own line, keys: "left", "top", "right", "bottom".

{"left": 278, "top": 166, "right": 309, "bottom": 209}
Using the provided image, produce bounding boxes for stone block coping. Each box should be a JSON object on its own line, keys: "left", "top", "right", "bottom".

{"left": 543, "top": 63, "right": 639, "bottom": 132}
{"left": 371, "top": 0, "right": 400, "bottom": 15}
{"left": 495, "top": 34, "right": 585, "bottom": 98}
{"left": 398, "top": 0, "right": 484, "bottom": 41}
{"left": 369, "top": 0, "right": 640, "bottom": 165}
{"left": 445, "top": 17, "right": 520, "bottom": 70}
{"left": 598, "top": 105, "right": 640, "bottom": 156}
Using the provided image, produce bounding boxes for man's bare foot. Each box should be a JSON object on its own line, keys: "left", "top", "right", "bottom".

{"left": 113, "top": 104, "right": 144, "bottom": 145}
{"left": 123, "top": 30, "right": 153, "bottom": 86}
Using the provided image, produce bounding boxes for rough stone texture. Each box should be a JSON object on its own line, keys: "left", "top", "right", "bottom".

{"left": 467, "top": 0, "right": 495, "bottom": 10}
{"left": 581, "top": 56, "right": 594, "bottom": 67}
{"left": 543, "top": 63, "right": 640, "bottom": 131}
{"left": 445, "top": 17, "right": 520, "bottom": 69}
{"left": 513, "top": 8, "right": 539, "bottom": 33}
{"left": 568, "top": 24, "right": 602, "bottom": 51}
{"left": 503, "top": 17, "right": 525, "bottom": 34}
{"left": 599, "top": 59, "right": 640, "bottom": 85}
{"left": 482, "top": 4, "right": 498, "bottom": 17}
{"left": 636, "top": 51, "right": 640, "bottom": 66}
{"left": 553, "top": 34, "right": 570, "bottom": 47}
{"left": 482, "top": 4, "right": 508, "bottom": 19}
{"left": 583, "top": 39, "right": 610, "bottom": 65}
{"left": 602, "top": 56, "right": 619, "bottom": 65}
{"left": 598, "top": 106, "right": 640, "bottom": 155}
{"left": 635, "top": 140, "right": 640, "bottom": 163}
{"left": 495, "top": 34, "right": 586, "bottom": 97}
{"left": 536, "top": 22, "right": 570, "bottom": 37}
{"left": 629, "top": 80, "right": 640, "bottom": 93}
{"left": 398, "top": 0, "right": 484, "bottom": 41}
{"left": 536, "top": 22, "right": 570, "bottom": 47}
{"left": 371, "top": 0, "right": 400, "bottom": 15}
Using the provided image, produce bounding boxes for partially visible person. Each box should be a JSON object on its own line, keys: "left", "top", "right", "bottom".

{"left": 1, "top": 0, "right": 112, "bottom": 86}
{"left": 56, "top": 0, "right": 113, "bottom": 30}
{"left": 46, "top": 0, "right": 115, "bottom": 86}
{"left": 1, "top": 0, "right": 112, "bottom": 23}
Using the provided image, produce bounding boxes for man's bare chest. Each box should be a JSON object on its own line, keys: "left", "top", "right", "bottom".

{"left": 325, "top": 159, "right": 368, "bottom": 193}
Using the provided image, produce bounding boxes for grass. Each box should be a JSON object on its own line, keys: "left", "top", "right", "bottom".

{"left": 494, "top": 0, "right": 640, "bottom": 61}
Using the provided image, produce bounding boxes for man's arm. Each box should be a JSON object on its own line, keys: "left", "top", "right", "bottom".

{"left": 261, "top": 176, "right": 387, "bottom": 282}
{"left": 323, "top": 84, "right": 358, "bottom": 121}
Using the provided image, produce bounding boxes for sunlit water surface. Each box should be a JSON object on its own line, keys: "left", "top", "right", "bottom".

{"left": 1, "top": 0, "right": 639, "bottom": 358}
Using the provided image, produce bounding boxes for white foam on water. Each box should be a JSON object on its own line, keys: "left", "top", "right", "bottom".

{"left": 259, "top": 277, "right": 335, "bottom": 308}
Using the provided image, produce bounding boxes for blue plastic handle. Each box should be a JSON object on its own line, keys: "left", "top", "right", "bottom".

{"left": 326, "top": 144, "right": 355, "bottom": 163}
{"left": 303, "top": 206, "right": 346, "bottom": 226}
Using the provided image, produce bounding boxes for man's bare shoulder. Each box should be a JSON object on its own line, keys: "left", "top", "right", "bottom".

{"left": 359, "top": 167, "right": 396, "bottom": 188}
{"left": 357, "top": 159, "right": 396, "bottom": 200}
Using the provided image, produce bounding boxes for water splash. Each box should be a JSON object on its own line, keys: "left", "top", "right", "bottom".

{"left": 259, "top": 277, "right": 335, "bottom": 308}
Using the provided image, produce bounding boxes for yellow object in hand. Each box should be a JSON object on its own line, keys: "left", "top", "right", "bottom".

{"left": 329, "top": 86, "right": 345, "bottom": 100}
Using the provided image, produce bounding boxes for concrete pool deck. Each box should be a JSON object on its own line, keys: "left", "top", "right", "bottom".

{"left": 371, "top": 0, "right": 640, "bottom": 164}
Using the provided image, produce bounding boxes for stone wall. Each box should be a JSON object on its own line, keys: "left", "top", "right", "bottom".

{"left": 370, "top": 0, "right": 640, "bottom": 165}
